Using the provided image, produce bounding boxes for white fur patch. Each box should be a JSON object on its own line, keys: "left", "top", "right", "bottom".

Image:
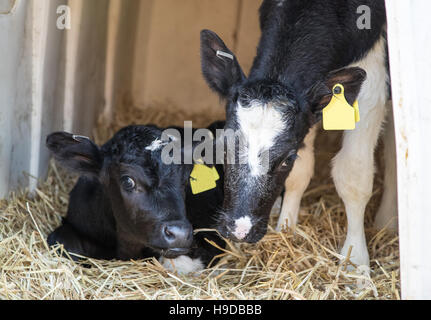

{"left": 348, "top": 36, "right": 389, "bottom": 119}
{"left": 146, "top": 135, "right": 178, "bottom": 152}
{"left": 160, "top": 255, "right": 204, "bottom": 275}
{"left": 276, "top": 0, "right": 286, "bottom": 7}
{"left": 145, "top": 138, "right": 168, "bottom": 151}
{"left": 233, "top": 216, "right": 252, "bottom": 240}
{"left": 237, "top": 101, "right": 286, "bottom": 176}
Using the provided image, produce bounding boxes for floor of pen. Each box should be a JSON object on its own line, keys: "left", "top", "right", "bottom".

{"left": 0, "top": 103, "right": 400, "bottom": 300}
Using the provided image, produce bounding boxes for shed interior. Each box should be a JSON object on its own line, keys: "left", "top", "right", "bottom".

{"left": 0, "top": 0, "right": 401, "bottom": 300}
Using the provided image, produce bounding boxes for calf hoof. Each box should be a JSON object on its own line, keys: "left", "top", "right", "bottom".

{"left": 340, "top": 243, "right": 370, "bottom": 271}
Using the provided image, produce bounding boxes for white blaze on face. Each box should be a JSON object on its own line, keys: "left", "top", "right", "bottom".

{"left": 233, "top": 216, "right": 253, "bottom": 240}
{"left": 237, "top": 101, "right": 286, "bottom": 176}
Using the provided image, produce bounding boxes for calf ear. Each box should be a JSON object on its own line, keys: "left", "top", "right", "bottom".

{"left": 308, "top": 67, "right": 367, "bottom": 114}
{"left": 200, "top": 29, "right": 246, "bottom": 99}
{"left": 46, "top": 132, "right": 103, "bottom": 175}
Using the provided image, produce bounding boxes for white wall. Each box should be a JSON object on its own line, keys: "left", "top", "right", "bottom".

{"left": 0, "top": 0, "right": 26, "bottom": 196}
{"left": 0, "top": 0, "right": 110, "bottom": 197}
{"left": 0, "top": 0, "right": 62, "bottom": 196}
{"left": 386, "top": 0, "right": 431, "bottom": 300}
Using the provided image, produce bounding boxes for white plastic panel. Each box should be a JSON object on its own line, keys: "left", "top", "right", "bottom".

{"left": 386, "top": 0, "right": 431, "bottom": 300}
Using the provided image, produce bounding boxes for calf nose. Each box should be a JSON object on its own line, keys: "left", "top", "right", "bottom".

{"left": 232, "top": 216, "right": 253, "bottom": 240}
{"left": 162, "top": 221, "right": 193, "bottom": 248}
{"left": 218, "top": 216, "right": 253, "bottom": 242}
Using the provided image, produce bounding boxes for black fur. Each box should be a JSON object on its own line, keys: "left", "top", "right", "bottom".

{"left": 47, "top": 123, "right": 225, "bottom": 267}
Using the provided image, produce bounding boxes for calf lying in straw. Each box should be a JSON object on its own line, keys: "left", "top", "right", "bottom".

{"left": 46, "top": 122, "right": 225, "bottom": 274}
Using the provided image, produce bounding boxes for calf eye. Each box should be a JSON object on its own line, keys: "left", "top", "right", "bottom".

{"left": 121, "top": 176, "right": 136, "bottom": 191}
{"left": 281, "top": 152, "right": 298, "bottom": 168}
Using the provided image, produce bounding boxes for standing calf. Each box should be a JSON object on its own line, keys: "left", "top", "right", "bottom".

{"left": 46, "top": 123, "right": 225, "bottom": 274}
{"left": 200, "top": 0, "right": 394, "bottom": 268}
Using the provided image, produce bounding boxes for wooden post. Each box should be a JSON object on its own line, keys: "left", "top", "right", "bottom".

{"left": 386, "top": 0, "right": 431, "bottom": 299}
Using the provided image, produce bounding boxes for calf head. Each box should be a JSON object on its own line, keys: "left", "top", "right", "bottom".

{"left": 200, "top": 29, "right": 366, "bottom": 243}
{"left": 46, "top": 126, "right": 193, "bottom": 258}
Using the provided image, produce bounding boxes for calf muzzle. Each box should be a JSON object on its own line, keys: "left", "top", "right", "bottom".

{"left": 162, "top": 220, "right": 193, "bottom": 249}
{"left": 217, "top": 215, "right": 258, "bottom": 243}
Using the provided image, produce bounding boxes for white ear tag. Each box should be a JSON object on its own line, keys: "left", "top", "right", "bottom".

{"left": 216, "top": 50, "right": 234, "bottom": 61}
{"left": 72, "top": 135, "right": 90, "bottom": 142}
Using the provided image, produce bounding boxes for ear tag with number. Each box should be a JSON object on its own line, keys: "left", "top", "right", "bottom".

{"left": 190, "top": 161, "right": 220, "bottom": 195}
{"left": 322, "top": 84, "right": 359, "bottom": 130}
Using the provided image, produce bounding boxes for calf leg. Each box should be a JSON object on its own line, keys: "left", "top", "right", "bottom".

{"left": 276, "top": 125, "right": 317, "bottom": 231}
{"left": 332, "top": 109, "right": 386, "bottom": 267}
{"left": 48, "top": 223, "right": 115, "bottom": 260}
{"left": 374, "top": 103, "right": 398, "bottom": 231}
{"left": 332, "top": 35, "right": 389, "bottom": 268}
{"left": 332, "top": 125, "right": 381, "bottom": 268}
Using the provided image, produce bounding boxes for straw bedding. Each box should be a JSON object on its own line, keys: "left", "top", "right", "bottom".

{"left": 0, "top": 103, "right": 400, "bottom": 300}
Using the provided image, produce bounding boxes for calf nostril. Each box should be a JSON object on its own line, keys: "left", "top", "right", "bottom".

{"left": 217, "top": 223, "right": 231, "bottom": 239}
{"left": 164, "top": 226, "right": 175, "bottom": 240}
{"left": 163, "top": 222, "right": 193, "bottom": 247}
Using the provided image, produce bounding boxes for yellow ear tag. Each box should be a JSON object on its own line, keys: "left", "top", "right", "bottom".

{"left": 353, "top": 100, "right": 360, "bottom": 123}
{"left": 190, "top": 163, "right": 220, "bottom": 195}
{"left": 322, "top": 84, "right": 358, "bottom": 130}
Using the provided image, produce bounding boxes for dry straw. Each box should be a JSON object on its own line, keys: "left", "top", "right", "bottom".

{"left": 0, "top": 103, "right": 400, "bottom": 300}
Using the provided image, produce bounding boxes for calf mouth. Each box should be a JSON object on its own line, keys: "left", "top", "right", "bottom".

{"left": 224, "top": 229, "right": 266, "bottom": 244}
{"left": 157, "top": 247, "right": 190, "bottom": 259}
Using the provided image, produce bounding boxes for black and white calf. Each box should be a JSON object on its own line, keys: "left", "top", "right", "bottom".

{"left": 46, "top": 123, "right": 225, "bottom": 274}
{"left": 200, "top": 0, "right": 394, "bottom": 267}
